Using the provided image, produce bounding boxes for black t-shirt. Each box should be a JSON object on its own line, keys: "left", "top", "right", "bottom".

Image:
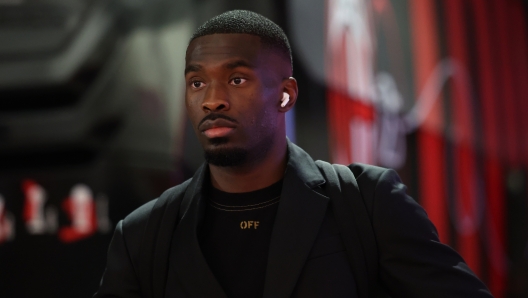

{"left": 199, "top": 180, "right": 283, "bottom": 298}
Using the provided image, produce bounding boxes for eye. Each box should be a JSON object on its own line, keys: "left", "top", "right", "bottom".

{"left": 190, "top": 80, "right": 205, "bottom": 89}
{"left": 230, "top": 77, "right": 247, "bottom": 86}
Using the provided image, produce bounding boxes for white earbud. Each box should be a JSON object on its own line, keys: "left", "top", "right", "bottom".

{"left": 281, "top": 92, "right": 290, "bottom": 107}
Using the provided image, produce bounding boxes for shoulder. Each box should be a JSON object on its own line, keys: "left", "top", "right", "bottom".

{"left": 348, "top": 163, "right": 393, "bottom": 181}
{"left": 115, "top": 180, "right": 192, "bottom": 261}
{"left": 348, "top": 163, "right": 401, "bottom": 192}
{"left": 348, "top": 163, "right": 435, "bottom": 238}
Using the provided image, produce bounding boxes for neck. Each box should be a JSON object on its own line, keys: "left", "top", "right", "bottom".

{"left": 208, "top": 139, "right": 288, "bottom": 193}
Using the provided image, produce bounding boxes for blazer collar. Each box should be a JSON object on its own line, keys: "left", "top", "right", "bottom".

{"left": 170, "top": 140, "right": 328, "bottom": 298}
{"left": 170, "top": 164, "right": 228, "bottom": 298}
{"left": 263, "top": 140, "right": 329, "bottom": 298}
{"left": 284, "top": 139, "right": 326, "bottom": 188}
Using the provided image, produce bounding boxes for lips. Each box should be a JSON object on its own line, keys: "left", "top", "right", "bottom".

{"left": 203, "top": 127, "right": 234, "bottom": 138}
{"left": 200, "top": 118, "right": 236, "bottom": 138}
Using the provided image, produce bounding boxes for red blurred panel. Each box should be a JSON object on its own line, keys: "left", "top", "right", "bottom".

{"left": 469, "top": 3, "right": 500, "bottom": 158}
{"left": 485, "top": 158, "right": 508, "bottom": 297}
{"left": 469, "top": 0, "right": 508, "bottom": 296}
{"left": 409, "top": 0, "right": 449, "bottom": 244}
{"left": 444, "top": 0, "right": 482, "bottom": 278}
{"left": 326, "top": 89, "right": 375, "bottom": 164}
{"left": 325, "top": 0, "right": 377, "bottom": 165}
{"left": 510, "top": 1, "right": 528, "bottom": 168}
{"left": 491, "top": 0, "right": 521, "bottom": 166}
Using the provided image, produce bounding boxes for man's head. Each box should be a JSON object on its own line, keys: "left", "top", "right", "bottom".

{"left": 190, "top": 10, "right": 293, "bottom": 73}
{"left": 184, "top": 10, "right": 298, "bottom": 168}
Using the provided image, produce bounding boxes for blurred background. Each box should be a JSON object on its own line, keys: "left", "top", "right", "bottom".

{"left": 0, "top": 0, "right": 527, "bottom": 297}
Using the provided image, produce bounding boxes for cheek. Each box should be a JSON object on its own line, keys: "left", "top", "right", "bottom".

{"left": 185, "top": 103, "right": 202, "bottom": 131}
{"left": 184, "top": 94, "right": 192, "bottom": 112}
{"left": 256, "top": 107, "right": 278, "bottom": 135}
{"left": 185, "top": 93, "right": 199, "bottom": 111}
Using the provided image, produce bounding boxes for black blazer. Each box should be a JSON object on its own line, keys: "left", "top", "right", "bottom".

{"left": 94, "top": 141, "right": 492, "bottom": 298}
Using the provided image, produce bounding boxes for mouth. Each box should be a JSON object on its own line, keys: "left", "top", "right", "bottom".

{"left": 199, "top": 118, "right": 236, "bottom": 139}
{"left": 203, "top": 127, "right": 234, "bottom": 138}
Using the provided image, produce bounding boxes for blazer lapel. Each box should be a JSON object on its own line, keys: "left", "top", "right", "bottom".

{"left": 263, "top": 141, "right": 329, "bottom": 298}
{"left": 169, "top": 164, "right": 227, "bottom": 298}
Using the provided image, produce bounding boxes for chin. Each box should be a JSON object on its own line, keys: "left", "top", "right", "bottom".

{"left": 204, "top": 146, "right": 248, "bottom": 167}
{"left": 207, "top": 136, "right": 230, "bottom": 146}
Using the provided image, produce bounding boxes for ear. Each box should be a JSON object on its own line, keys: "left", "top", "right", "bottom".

{"left": 278, "top": 77, "right": 298, "bottom": 112}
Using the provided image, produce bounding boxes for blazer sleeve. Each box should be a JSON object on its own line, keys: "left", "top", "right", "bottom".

{"left": 370, "top": 168, "right": 493, "bottom": 298}
{"left": 93, "top": 200, "right": 157, "bottom": 298}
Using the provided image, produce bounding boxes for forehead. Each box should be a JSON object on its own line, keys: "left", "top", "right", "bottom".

{"left": 186, "top": 33, "right": 265, "bottom": 66}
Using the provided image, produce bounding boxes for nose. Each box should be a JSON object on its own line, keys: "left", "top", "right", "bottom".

{"left": 202, "top": 82, "right": 230, "bottom": 112}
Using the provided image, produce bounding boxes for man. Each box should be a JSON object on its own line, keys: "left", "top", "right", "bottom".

{"left": 94, "top": 10, "right": 493, "bottom": 298}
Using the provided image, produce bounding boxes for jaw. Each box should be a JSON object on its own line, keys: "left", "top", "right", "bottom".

{"left": 201, "top": 128, "right": 278, "bottom": 170}
{"left": 206, "top": 131, "right": 289, "bottom": 193}
{"left": 204, "top": 145, "right": 248, "bottom": 167}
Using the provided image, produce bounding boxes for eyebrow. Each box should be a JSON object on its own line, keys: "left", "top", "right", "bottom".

{"left": 224, "top": 59, "right": 254, "bottom": 70}
{"left": 184, "top": 64, "right": 202, "bottom": 75}
{"left": 184, "top": 59, "right": 255, "bottom": 75}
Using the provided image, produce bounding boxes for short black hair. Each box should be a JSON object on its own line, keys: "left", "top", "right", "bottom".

{"left": 190, "top": 10, "right": 292, "bottom": 71}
